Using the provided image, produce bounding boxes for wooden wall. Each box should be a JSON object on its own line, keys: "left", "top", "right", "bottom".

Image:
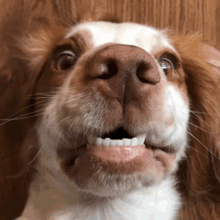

{"left": 51, "top": 0, "right": 220, "bottom": 49}
{"left": 28, "top": 0, "right": 220, "bottom": 48}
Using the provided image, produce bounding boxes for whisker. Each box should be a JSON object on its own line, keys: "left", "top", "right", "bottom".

{"left": 190, "top": 110, "right": 220, "bottom": 116}
{"left": 46, "top": 115, "right": 59, "bottom": 128}
{"left": 186, "top": 144, "right": 209, "bottom": 160}
{"left": 186, "top": 130, "right": 220, "bottom": 160}
{"left": 28, "top": 147, "right": 42, "bottom": 166}
{"left": 187, "top": 121, "right": 218, "bottom": 134}
{"left": 0, "top": 109, "right": 45, "bottom": 127}
{"left": 0, "top": 99, "right": 47, "bottom": 121}
{"left": 67, "top": 118, "right": 78, "bottom": 138}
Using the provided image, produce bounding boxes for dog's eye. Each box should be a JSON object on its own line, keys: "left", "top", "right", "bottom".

{"left": 158, "top": 58, "right": 174, "bottom": 76}
{"left": 55, "top": 50, "right": 77, "bottom": 71}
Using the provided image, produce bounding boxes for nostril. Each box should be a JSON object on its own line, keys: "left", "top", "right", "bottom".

{"left": 136, "top": 61, "right": 151, "bottom": 83}
{"left": 98, "top": 60, "right": 118, "bottom": 80}
{"left": 136, "top": 61, "right": 160, "bottom": 84}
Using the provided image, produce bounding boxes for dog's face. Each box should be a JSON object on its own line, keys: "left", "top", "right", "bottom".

{"left": 32, "top": 21, "right": 190, "bottom": 197}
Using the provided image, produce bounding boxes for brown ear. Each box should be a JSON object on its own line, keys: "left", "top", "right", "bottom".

{"left": 172, "top": 35, "right": 220, "bottom": 219}
{"left": 0, "top": 1, "right": 67, "bottom": 219}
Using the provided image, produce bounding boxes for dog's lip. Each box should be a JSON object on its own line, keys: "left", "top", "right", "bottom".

{"left": 87, "top": 144, "right": 147, "bottom": 163}
{"left": 57, "top": 135, "right": 176, "bottom": 170}
{"left": 145, "top": 143, "right": 177, "bottom": 154}
{"left": 60, "top": 141, "right": 176, "bottom": 177}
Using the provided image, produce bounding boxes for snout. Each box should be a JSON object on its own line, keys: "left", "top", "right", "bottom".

{"left": 66, "top": 44, "right": 164, "bottom": 130}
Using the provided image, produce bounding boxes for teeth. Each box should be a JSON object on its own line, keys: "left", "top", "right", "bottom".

{"left": 103, "top": 138, "right": 111, "bottom": 146}
{"left": 124, "top": 139, "right": 131, "bottom": 145}
{"left": 97, "top": 138, "right": 102, "bottom": 146}
{"left": 88, "top": 134, "right": 146, "bottom": 147}
{"left": 131, "top": 137, "right": 138, "bottom": 146}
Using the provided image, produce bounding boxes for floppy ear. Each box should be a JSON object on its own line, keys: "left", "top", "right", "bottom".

{"left": 172, "top": 35, "right": 220, "bottom": 219}
{"left": 0, "top": 1, "right": 67, "bottom": 219}
{"left": 0, "top": 2, "right": 39, "bottom": 219}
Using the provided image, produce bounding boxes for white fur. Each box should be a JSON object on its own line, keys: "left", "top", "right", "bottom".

{"left": 66, "top": 22, "right": 175, "bottom": 54}
{"left": 17, "top": 168, "right": 180, "bottom": 220}
{"left": 17, "top": 22, "right": 190, "bottom": 220}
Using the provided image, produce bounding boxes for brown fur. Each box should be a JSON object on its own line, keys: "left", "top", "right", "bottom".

{"left": 173, "top": 35, "right": 220, "bottom": 219}
{"left": 0, "top": 1, "right": 219, "bottom": 219}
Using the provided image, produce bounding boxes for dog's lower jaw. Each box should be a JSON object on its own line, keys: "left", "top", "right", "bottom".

{"left": 17, "top": 165, "right": 181, "bottom": 220}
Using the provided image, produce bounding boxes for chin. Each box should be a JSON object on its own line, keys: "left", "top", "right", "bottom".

{"left": 0, "top": 2, "right": 219, "bottom": 220}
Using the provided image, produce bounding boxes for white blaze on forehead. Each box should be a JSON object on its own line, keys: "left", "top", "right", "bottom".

{"left": 65, "top": 21, "right": 174, "bottom": 53}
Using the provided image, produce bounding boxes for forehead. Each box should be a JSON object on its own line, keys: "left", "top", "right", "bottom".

{"left": 65, "top": 21, "right": 175, "bottom": 54}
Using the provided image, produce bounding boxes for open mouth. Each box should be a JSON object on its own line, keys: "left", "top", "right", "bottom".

{"left": 87, "top": 127, "right": 174, "bottom": 153}
{"left": 88, "top": 127, "right": 146, "bottom": 147}
{"left": 60, "top": 127, "right": 176, "bottom": 174}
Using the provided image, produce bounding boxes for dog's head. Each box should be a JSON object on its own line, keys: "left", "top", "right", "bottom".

{"left": 1, "top": 7, "right": 219, "bottom": 205}
{"left": 25, "top": 20, "right": 190, "bottom": 197}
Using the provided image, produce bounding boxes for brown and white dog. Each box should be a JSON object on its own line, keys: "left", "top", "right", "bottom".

{"left": 0, "top": 2, "right": 219, "bottom": 220}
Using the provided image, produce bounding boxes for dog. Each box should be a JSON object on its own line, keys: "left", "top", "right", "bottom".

{"left": 0, "top": 1, "right": 219, "bottom": 220}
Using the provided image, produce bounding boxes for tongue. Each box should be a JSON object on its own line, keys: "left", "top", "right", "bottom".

{"left": 88, "top": 145, "right": 147, "bottom": 162}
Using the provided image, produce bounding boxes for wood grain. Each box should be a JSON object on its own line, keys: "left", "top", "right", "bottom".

{"left": 52, "top": 0, "right": 219, "bottom": 49}
{"left": 0, "top": 1, "right": 219, "bottom": 219}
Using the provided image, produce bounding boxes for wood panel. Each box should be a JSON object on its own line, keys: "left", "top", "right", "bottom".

{"left": 52, "top": 0, "right": 219, "bottom": 49}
